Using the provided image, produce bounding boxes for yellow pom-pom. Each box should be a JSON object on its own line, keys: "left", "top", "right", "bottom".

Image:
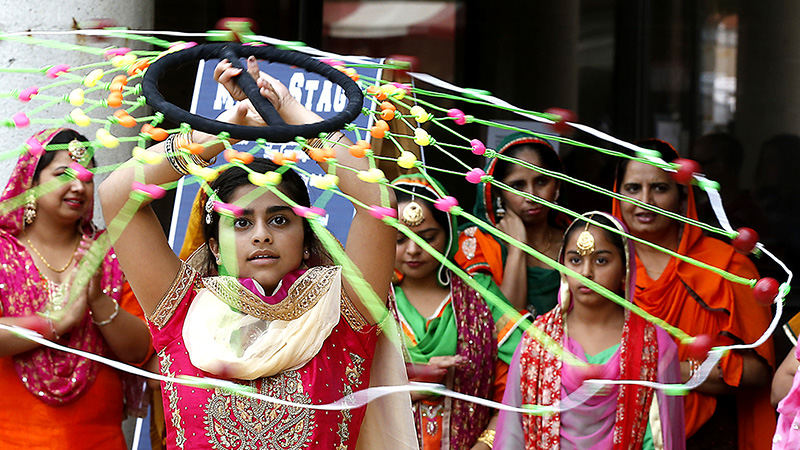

{"left": 248, "top": 172, "right": 275, "bottom": 187}
{"left": 131, "top": 146, "right": 165, "bottom": 165}
{"left": 187, "top": 163, "right": 219, "bottom": 182}
{"left": 68, "top": 89, "right": 85, "bottom": 106}
{"left": 357, "top": 168, "right": 386, "bottom": 183}
{"left": 83, "top": 69, "right": 104, "bottom": 88}
{"left": 413, "top": 128, "right": 431, "bottom": 146}
{"left": 96, "top": 129, "right": 119, "bottom": 148}
{"left": 70, "top": 108, "right": 91, "bottom": 127}
{"left": 112, "top": 53, "right": 137, "bottom": 68}
{"left": 310, "top": 174, "right": 339, "bottom": 190}
{"left": 397, "top": 151, "right": 417, "bottom": 169}
{"left": 410, "top": 105, "right": 430, "bottom": 123}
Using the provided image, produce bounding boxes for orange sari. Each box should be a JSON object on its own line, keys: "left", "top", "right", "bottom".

{"left": 613, "top": 187, "right": 775, "bottom": 449}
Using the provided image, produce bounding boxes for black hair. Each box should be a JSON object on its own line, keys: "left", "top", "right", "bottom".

{"left": 395, "top": 185, "right": 450, "bottom": 232}
{"left": 614, "top": 138, "right": 679, "bottom": 188}
{"left": 202, "top": 157, "right": 312, "bottom": 273}
{"left": 493, "top": 140, "right": 563, "bottom": 183}
{"left": 33, "top": 129, "right": 95, "bottom": 182}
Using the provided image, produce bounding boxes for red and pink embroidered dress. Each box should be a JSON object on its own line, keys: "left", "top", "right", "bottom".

{"left": 147, "top": 262, "right": 385, "bottom": 449}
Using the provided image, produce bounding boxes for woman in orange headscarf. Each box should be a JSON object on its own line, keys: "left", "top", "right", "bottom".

{"left": 612, "top": 139, "right": 774, "bottom": 449}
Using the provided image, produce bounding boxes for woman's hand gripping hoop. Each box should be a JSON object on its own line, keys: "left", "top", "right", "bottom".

{"left": 142, "top": 43, "right": 364, "bottom": 142}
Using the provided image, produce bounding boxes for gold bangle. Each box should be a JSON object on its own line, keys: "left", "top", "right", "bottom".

{"left": 477, "top": 429, "right": 495, "bottom": 448}
{"left": 91, "top": 298, "right": 119, "bottom": 326}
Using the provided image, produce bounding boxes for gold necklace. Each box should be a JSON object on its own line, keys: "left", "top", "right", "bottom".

{"left": 26, "top": 236, "right": 80, "bottom": 273}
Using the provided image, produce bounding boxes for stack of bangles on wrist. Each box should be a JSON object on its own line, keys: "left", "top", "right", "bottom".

{"left": 477, "top": 429, "right": 495, "bottom": 448}
{"left": 305, "top": 131, "right": 345, "bottom": 150}
{"left": 164, "top": 132, "right": 215, "bottom": 175}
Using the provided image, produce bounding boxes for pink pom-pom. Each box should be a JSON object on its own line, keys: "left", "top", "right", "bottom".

{"left": 753, "top": 277, "right": 780, "bottom": 305}
{"left": 391, "top": 82, "right": 412, "bottom": 93}
{"left": 104, "top": 47, "right": 131, "bottom": 58}
{"left": 46, "top": 64, "right": 70, "bottom": 78}
{"left": 292, "top": 205, "right": 327, "bottom": 218}
{"left": 321, "top": 58, "right": 345, "bottom": 66}
{"left": 26, "top": 137, "right": 44, "bottom": 157}
{"left": 685, "top": 334, "right": 713, "bottom": 360}
{"left": 671, "top": 158, "right": 701, "bottom": 185}
{"left": 131, "top": 182, "right": 166, "bottom": 200}
{"left": 466, "top": 168, "right": 485, "bottom": 184}
{"left": 369, "top": 206, "right": 397, "bottom": 220}
{"left": 68, "top": 163, "right": 93, "bottom": 182}
{"left": 447, "top": 108, "right": 466, "bottom": 125}
{"left": 213, "top": 201, "right": 244, "bottom": 217}
{"left": 169, "top": 41, "right": 198, "bottom": 50}
{"left": 434, "top": 196, "right": 459, "bottom": 212}
{"left": 470, "top": 139, "right": 486, "bottom": 155}
{"left": 19, "top": 87, "right": 39, "bottom": 102}
{"left": 12, "top": 112, "right": 30, "bottom": 128}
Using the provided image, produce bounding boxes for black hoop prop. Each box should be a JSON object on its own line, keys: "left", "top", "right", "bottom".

{"left": 142, "top": 43, "right": 364, "bottom": 142}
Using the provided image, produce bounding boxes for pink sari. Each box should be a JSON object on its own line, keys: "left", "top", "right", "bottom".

{"left": 0, "top": 128, "right": 126, "bottom": 405}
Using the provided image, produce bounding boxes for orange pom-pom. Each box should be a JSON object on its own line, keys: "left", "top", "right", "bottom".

{"left": 148, "top": 127, "right": 169, "bottom": 142}
{"left": 349, "top": 144, "right": 366, "bottom": 158}
{"left": 380, "top": 101, "right": 396, "bottom": 112}
{"left": 107, "top": 91, "right": 123, "bottom": 108}
{"left": 366, "top": 85, "right": 379, "bottom": 97}
{"left": 140, "top": 124, "right": 154, "bottom": 134}
{"left": 370, "top": 120, "right": 390, "bottom": 139}
{"left": 223, "top": 149, "right": 238, "bottom": 162}
{"left": 308, "top": 147, "right": 329, "bottom": 162}
{"left": 112, "top": 75, "right": 128, "bottom": 86}
{"left": 113, "top": 110, "right": 136, "bottom": 128}
{"left": 127, "top": 59, "right": 150, "bottom": 76}
{"left": 186, "top": 143, "right": 205, "bottom": 155}
{"left": 235, "top": 152, "right": 254, "bottom": 164}
{"left": 109, "top": 81, "right": 124, "bottom": 92}
{"left": 271, "top": 152, "right": 286, "bottom": 165}
{"left": 284, "top": 151, "right": 298, "bottom": 163}
{"left": 375, "top": 90, "right": 387, "bottom": 101}
{"left": 380, "top": 109, "right": 395, "bottom": 121}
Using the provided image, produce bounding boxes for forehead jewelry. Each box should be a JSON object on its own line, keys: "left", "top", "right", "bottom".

{"left": 67, "top": 139, "right": 88, "bottom": 163}
{"left": 576, "top": 221, "right": 596, "bottom": 256}
{"left": 401, "top": 201, "right": 424, "bottom": 227}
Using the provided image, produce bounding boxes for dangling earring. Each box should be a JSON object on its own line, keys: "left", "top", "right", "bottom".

{"left": 23, "top": 194, "right": 37, "bottom": 225}
{"left": 303, "top": 248, "right": 310, "bottom": 259}
{"left": 494, "top": 197, "right": 506, "bottom": 218}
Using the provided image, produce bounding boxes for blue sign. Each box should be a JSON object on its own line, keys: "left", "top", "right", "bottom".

{"left": 167, "top": 57, "right": 384, "bottom": 252}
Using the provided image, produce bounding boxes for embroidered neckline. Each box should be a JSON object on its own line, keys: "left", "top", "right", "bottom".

{"left": 203, "top": 266, "right": 340, "bottom": 321}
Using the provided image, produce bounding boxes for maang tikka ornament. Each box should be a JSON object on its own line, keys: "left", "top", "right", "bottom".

{"left": 401, "top": 201, "right": 424, "bottom": 227}
{"left": 68, "top": 139, "right": 88, "bottom": 164}
{"left": 576, "top": 221, "right": 596, "bottom": 256}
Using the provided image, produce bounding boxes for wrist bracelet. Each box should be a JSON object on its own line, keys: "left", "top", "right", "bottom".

{"left": 91, "top": 298, "right": 119, "bottom": 326}
{"left": 477, "top": 429, "right": 495, "bottom": 448}
{"left": 306, "top": 131, "right": 345, "bottom": 150}
{"left": 687, "top": 358, "right": 701, "bottom": 379}
{"left": 165, "top": 133, "right": 215, "bottom": 176}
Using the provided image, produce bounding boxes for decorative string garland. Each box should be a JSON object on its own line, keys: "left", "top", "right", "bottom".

{"left": 0, "top": 28, "right": 791, "bottom": 415}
